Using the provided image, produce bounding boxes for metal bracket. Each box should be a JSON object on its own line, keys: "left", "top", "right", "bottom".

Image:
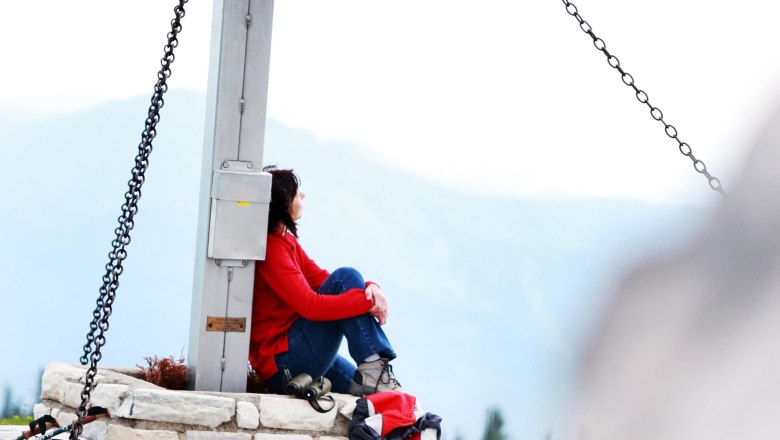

{"left": 220, "top": 160, "right": 253, "bottom": 171}
{"left": 214, "top": 259, "right": 249, "bottom": 267}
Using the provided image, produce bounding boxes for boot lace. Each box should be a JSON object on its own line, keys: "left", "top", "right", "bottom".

{"left": 375, "top": 360, "right": 402, "bottom": 393}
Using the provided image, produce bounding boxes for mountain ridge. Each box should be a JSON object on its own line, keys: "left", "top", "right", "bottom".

{"left": 0, "top": 90, "right": 705, "bottom": 438}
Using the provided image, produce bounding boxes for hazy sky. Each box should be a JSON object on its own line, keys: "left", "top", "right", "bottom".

{"left": 4, "top": 2, "right": 777, "bottom": 436}
{"left": 3, "top": 0, "right": 780, "bottom": 202}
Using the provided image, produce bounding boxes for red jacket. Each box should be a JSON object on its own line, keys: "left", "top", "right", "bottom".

{"left": 349, "top": 392, "right": 443, "bottom": 440}
{"left": 249, "top": 231, "right": 373, "bottom": 380}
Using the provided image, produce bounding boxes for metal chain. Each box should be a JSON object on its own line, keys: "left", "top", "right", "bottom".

{"left": 560, "top": 0, "right": 724, "bottom": 195}
{"left": 71, "top": 1, "right": 188, "bottom": 438}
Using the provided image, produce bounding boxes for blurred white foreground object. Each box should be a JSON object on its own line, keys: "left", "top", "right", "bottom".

{"left": 570, "top": 102, "right": 780, "bottom": 440}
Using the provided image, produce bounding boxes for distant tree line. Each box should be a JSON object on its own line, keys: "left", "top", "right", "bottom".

{"left": 0, "top": 368, "right": 42, "bottom": 418}
{"left": 482, "top": 406, "right": 507, "bottom": 440}
{"left": 1, "top": 385, "right": 25, "bottom": 418}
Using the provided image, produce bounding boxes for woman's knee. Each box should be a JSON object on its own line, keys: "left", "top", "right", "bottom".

{"left": 331, "top": 267, "right": 364, "bottom": 288}
{"left": 318, "top": 267, "right": 365, "bottom": 295}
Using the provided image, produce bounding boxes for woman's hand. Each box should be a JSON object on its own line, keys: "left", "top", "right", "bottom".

{"left": 365, "top": 283, "right": 389, "bottom": 325}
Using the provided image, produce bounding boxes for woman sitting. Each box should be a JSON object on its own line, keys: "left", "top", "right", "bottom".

{"left": 249, "top": 165, "right": 402, "bottom": 396}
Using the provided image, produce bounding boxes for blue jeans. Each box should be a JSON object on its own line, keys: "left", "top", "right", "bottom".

{"left": 264, "top": 267, "right": 397, "bottom": 394}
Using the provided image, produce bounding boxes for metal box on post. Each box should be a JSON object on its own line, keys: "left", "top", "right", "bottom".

{"left": 208, "top": 165, "right": 271, "bottom": 260}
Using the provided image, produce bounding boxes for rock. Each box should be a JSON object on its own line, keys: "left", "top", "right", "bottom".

{"left": 115, "top": 388, "right": 235, "bottom": 428}
{"left": 82, "top": 420, "right": 109, "bottom": 440}
{"left": 186, "top": 432, "right": 253, "bottom": 440}
{"left": 107, "top": 424, "right": 179, "bottom": 440}
{"left": 236, "top": 400, "right": 260, "bottom": 429}
{"left": 0, "top": 426, "right": 30, "bottom": 440}
{"left": 92, "top": 383, "right": 131, "bottom": 413}
{"left": 55, "top": 410, "right": 77, "bottom": 428}
{"left": 103, "top": 366, "right": 146, "bottom": 381}
{"left": 41, "top": 364, "right": 88, "bottom": 408}
{"left": 337, "top": 399, "right": 357, "bottom": 421}
{"left": 41, "top": 363, "right": 161, "bottom": 409}
{"left": 258, "top": 395, "right": 336, "bottom": 431}
{"left": 254, "top": 435, "right": 312, "bottom": 440}
{"left": 33, "top": 403, "right": 48, "bottom": 419}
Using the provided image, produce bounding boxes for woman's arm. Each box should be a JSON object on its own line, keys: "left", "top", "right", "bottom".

{"left": 258, "top": 237, "right": 371, "bottom": 320}
{"left": 297, "top": 242, "right": 329, "bottom": 290}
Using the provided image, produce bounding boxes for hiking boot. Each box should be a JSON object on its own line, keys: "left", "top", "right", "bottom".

{"left": 349, "top": 358, "right": 403, "bottom": 396}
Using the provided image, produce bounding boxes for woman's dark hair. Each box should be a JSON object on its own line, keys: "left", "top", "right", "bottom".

{"left": 263, "top": 165, "right": 300, "bottom": 237}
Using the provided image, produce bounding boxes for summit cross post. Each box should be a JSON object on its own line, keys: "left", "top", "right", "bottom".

{"left": 188, "top": 0, "right": 275, "bottom": 392}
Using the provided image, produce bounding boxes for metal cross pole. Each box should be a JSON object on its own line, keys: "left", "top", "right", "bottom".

{"left": 188, "top": 0, "right": 275, "bottom": 392}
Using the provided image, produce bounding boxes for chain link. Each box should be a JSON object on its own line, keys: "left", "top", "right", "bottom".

{"left": 71, "top": 1, "right": 188, "bottom": 438}
{"left": 560, "top": 0, "right": 724, "bottom": 195}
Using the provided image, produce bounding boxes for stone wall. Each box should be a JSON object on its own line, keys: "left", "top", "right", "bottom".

{"left": 37, "top": 363, "right": 357, "bottom": 440}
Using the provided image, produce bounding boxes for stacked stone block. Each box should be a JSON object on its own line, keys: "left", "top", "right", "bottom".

{"left": 36, "top": 363, "right": 357, "bottom": 440}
